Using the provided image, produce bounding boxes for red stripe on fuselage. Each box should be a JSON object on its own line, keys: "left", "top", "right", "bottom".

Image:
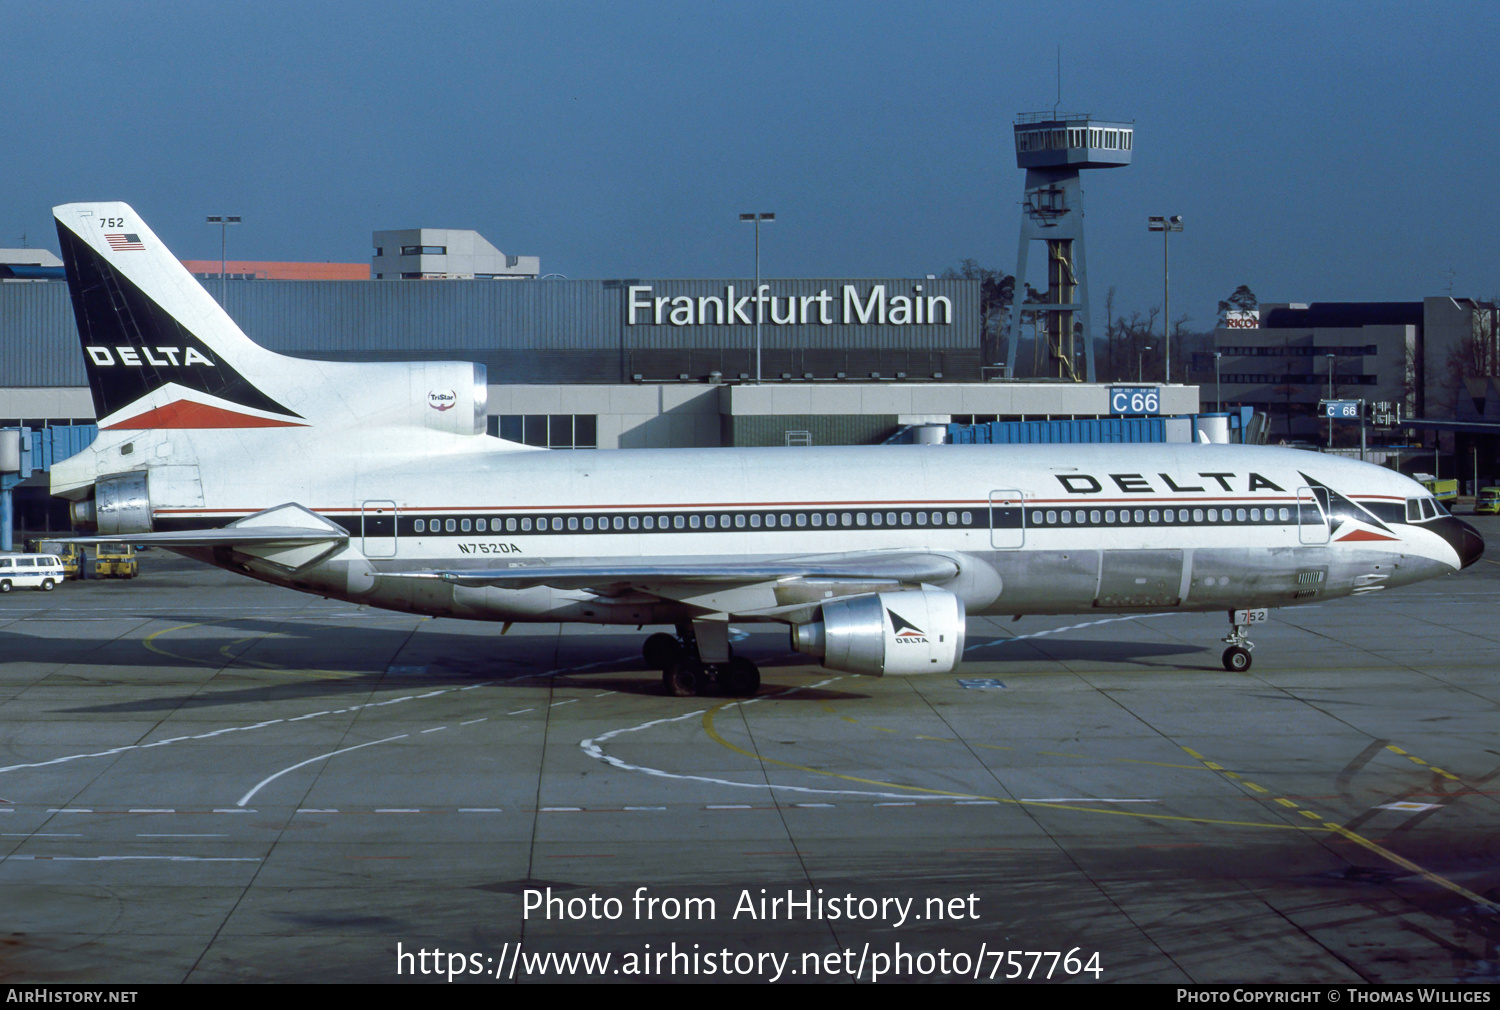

{"left": 104, "top": 400, "right": 308, "bottom": 430}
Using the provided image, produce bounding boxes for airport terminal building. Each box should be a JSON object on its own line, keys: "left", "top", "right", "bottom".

{"left": 0, "top": 272, "right": 1198, "bottom": 450}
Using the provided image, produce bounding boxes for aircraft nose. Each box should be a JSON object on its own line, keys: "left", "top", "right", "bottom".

{"left": 1457, "top": 519, "right": 1485, "bottom": 569}
{"left": 1434, "top": 516, "right": 1485, "bottom": 569}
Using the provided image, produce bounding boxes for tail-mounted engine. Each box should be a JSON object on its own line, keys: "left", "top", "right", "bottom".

{"left": 69, "top": 471, "right": 152, "bottom": 534}
{"left": 792, "top": 589, "right": 966, "bottom": 676}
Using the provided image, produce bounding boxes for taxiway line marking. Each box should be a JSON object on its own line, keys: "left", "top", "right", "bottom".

{"left": 673, "top": 699, "right": 1326, "bottom": 831}
{"left": 1384, "top": 743, "right": 1461, "bottom": 781}
{"left": 1180, "top": 745, "right": 1500, "bottom": 912}
{"left": 235, "top": 735, "right": 408, "bottom": 807}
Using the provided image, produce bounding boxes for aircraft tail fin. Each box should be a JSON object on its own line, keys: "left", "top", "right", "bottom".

{"left": 52, "top": 203, "right": 314, "bottom": 431}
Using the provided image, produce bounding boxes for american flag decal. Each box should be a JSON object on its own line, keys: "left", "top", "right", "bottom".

{"left": 105, "top": 233, "right": 144, "bottom": 251}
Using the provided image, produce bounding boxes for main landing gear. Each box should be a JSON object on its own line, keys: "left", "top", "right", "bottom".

{"left": 645, "top": 623, "right": 761, "bottom": 698}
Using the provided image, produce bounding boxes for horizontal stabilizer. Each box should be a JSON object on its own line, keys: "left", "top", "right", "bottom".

{"left": 61, "top": 526, "right": 346, "bottom": 548}
{"left": 375, "top": 553, "right": 960, "bottom": 591}
{"left": 59, "top": 503, "right": 348, "bottom": 572}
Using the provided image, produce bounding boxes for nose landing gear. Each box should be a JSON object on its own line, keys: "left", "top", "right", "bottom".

{"left": 1221, "top": 614, "right": 1256, "bottom": 672}
{"left": 646, "top": 622, "right": 761, "bottom": 698}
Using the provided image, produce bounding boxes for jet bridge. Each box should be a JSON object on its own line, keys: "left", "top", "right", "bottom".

{"left": 0, "top": 424, "right": 97, "bottom": 550}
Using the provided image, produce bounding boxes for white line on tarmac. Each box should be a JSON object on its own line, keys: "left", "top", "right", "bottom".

{"left": 235, "top": 735, "right": 408, "bottom": 807}
{"left": 577, "top": 678, "right": 986, "bottom": 802}
{"left": 137, "top": 833, "right": 227, "bottom": 838}
{"left": 4, "top": 855, "right": 260, "bottom": 862}
{"left": 965, "top": 613, "right": 1176, "bottom": 652}
{"left": 1019, "top": 798, "right": 1159, "bottom": 803}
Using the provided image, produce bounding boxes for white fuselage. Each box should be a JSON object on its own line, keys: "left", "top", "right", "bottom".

{"left": 61, "top": 434, "right": 1466, "bottom": 625}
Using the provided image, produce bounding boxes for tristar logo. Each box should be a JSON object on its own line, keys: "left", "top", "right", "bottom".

{"left": 428, "top": 389, "right": 457, "bottom": 411}
{"left": 85, "top": 345, "right": 215, "bottom": 367}
{"left": 888, "top": 609, "right": 929, "bottom": 644}
{"left": 1055, "top": 472, "right": 1287, "bottom": 495}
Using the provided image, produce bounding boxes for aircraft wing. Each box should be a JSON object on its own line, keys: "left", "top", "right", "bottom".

{"left": 375, "top": 552, "right": 959, "bottom": 591}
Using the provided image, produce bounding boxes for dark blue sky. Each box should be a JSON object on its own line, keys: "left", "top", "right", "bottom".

{"left": 4, "top": 1, "right": 1497, "bottom": 329}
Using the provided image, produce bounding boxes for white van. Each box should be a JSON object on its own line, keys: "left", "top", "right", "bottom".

{"left": 0, "top": 554, "right": 65, "bottom": 592}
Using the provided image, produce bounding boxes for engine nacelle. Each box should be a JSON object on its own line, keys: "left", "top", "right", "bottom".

{"left": 72, "top": 471, "right": 153, "bottom": 535}
{"left": 792, "top": 589, "right": 966, "bottom": 676}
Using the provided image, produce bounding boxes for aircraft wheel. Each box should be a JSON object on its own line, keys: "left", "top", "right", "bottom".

{"left": 1222, "top": 646, "right": 1252, "bottom": 672}
{"left": 721, "top": 657, "right": 760, "bottom": 697}
{"left": 642, "top": 632, "right": 682, "bottom": 669}
{"left": 40, "top": 578, "right": 55, "bottom": 591}
{"left": 662, "top": 657, "right": 702, "bottom": 697}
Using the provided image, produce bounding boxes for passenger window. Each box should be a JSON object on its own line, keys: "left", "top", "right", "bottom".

{"left": 582, "top": 517, "right": 593, "bottom": 531}
{"left": 522, "top": 518, "right": 532, "bottom": 531}
{"left": 842, "top": 512, "right": 853, "bottom": 526}
{"left": 917, "top": 512, "right": 929, "bottom": 525}
{"left": 899, "top": 512, "right": 910, "bottom": 525}
{"left": 1045, "top": 510, "right": 1057, "bottom": 524}
{"left": 1234, "top": 509, "right": 1245, "bottom": 522}
{"left": 445, "top": 519, "right": 456, "bottom": 533}
{"left": 566, "top": 517, "right": 577, "bottom": 531}
{"left": 721, "top": 515, "right": 732, "bottom": 527}
{"left": 1207, "top": 509, "right": 1218, "bottom": 522}
{"left": 1148, "top": 509, "right": 1159, "bottom": 523}
{"left": 461, "top": 519, "right": 472, "bottom": 532}
{"left": 734, "top": 514, "right": 745, "bottom": 528}
{"left": 1105, "top": 510, "right": 1116, "bottom": 523}
{"left": 414, "top": 519, "right": 425, "bottom": 533}
{"left": 477, "top": 519, "right": 487, "bottom": 532}
{"left": 782, "top": 514, "right": 793, "bottom": 527}
{"left": 631, "top": 516, "right": 641, "bottom": 530}
{"left": 673, "top": 515, "right": 685, "bottom": 529}
{"left": 948, "top": 511, "right": 959, "bottom": 525}
{"left": 871, "top": 513, "right": 883, "bottom": 527}
{"left": 795, "top": 514, "right": 807, "bottom": 527}
{"left": 750, "top": 514, "right": 761, "bottom": 528}
{"left": 1249, "top": 508, "right": 1260, "bottom": 522}
{"left": 1060, "top": 510, "right": 1072, "bottom": 524}
{"left": 1162, "top": 509, "right": 1174, "bottom": 523}
{"left": 1031, "top": 510, "right": 1043, "bottom": 524}
{"left": 1133, "top": 510, "right": 1145, "bottom": 523}
{"left": 705, "top": 515, "right": 715, "bottom": 529}
{"left": 886, "top": 512, "right": 897, "bottom": 526}
{"left": 810, "top": 513, "right": 822, "bottom": 527}
{"left": 1090, "top": 510, "right": 1101, "bottom": 523}
{"left": 1278, "top": 508, "right": 1290, "bottom": 522}
{"left": 1193, "top": 509, "right": 1204, "bottom": 522}
{"left": 856, "top": 513, "right": 867, "bottom": 526}
{"left": 507, "top": 518, "right": 517, "bottom": 531}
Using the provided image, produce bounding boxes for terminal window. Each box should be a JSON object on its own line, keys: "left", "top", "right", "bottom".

{"left": 491, "top": 414, "right": 598, "bottom": 449}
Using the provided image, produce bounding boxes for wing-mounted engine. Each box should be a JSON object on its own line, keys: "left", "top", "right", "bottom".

{"left": 792, "top": 589, "right": 966, "bottom": 676}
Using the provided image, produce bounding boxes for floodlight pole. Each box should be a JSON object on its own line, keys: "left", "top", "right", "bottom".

{"left": 1147, "top": 215, "right": 1183, "bottom": 383}
{"left": 206, "top": 215, "right": 241, "bottom": 305}
{"left": 740, "top": 212, "right": 774, "bottom": 383}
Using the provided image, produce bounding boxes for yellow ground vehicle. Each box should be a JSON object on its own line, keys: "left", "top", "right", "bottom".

{"left": 1476, "top": 487, "right": 1500, "bottom": 515}
{"left": 1418, "top": 477, "right": 1459, "bottom": 506}
{"left": 93, "top": 543, "right": 138, "bottom": 579}
{"left": 28, "top": 539, "right": 84, "bottom": 579}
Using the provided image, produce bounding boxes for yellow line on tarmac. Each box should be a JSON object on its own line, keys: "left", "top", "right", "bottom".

{"left": 1181, "top": 745, "right": 1500, "bottom": 912}
{"left": 700, "top": 702, "right": 1321, "bottom": 833}
{"left": 143, "top": 623, "right": 204, "bottom": 662}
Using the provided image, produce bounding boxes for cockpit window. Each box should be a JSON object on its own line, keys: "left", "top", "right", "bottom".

{"left": 1407, "top": 496, "right": 1442, "bottom": 521}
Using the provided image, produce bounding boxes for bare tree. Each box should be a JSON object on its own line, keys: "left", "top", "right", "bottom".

{"left": 941, "top": 260, "right": 1015, "bottom": 364}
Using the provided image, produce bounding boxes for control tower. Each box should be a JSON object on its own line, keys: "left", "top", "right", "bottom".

{"left": 1005, "top": 114, "right": 1133, "bottom": 382}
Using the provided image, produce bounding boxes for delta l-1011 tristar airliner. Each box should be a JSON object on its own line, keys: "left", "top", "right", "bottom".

{"left": 49, "top": 202, "right": 1484, "bottom": 696}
